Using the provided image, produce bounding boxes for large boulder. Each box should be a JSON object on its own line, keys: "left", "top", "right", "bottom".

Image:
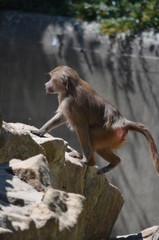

{"left": 0, "top": 120, "right": 124, "bottom": 239}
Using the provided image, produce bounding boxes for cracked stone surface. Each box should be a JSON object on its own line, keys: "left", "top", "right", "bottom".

{"left": 0, "top": 121, "right": 124, "bottom": 239}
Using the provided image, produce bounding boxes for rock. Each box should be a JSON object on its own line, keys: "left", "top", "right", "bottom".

{"left": 0, "top": 121, "right": 124, "bottom": 239}
{"left": 0, "top": 169, "right": 85, "bottom": 240}
{"left": 0, "top": 113, "right": 2, "bottom": 131}
{"left": 54, "top": 153, "right": 124, "bottom": 239}
{"left": 9, "top": 154, "right": 55, "bottom": 191}
{"left": 0, "top": 113, "right": 2, "bottom": 144}
{"left": 111, "top": 225, "right": 159, "bottom": 240}
{"left": 0, "top": 122, "right": 66, "bottom": 165}
{"left": 0, "top": 122, "right": 45, "bottom": 163}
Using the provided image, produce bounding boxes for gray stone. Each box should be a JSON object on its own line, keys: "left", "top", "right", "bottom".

{"left": 0, "top": 122, "right": 45, "bottom": 163}
{"left": 0, "top": 121, "right": 124, "bottom": 239}
{"left": 0, "top": 166, "right": 85, "bottom": 239}
{"left": 9, "top": 154, "right": 55, "bottom": 191}
{"left": 111, "top": 225, "right": 159, "bottom": 240}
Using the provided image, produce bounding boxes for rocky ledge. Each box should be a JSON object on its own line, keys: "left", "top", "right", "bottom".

{"left": 0, "top": 117, "right": 124, "bottom": 240}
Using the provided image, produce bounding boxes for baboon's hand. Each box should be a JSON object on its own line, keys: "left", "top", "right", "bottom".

{"left": 31, "top": 129, "right": 45, "bottom": 137}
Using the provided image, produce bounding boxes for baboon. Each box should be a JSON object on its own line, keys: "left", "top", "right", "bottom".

{"left": 32, "top": 66, "right": 159, "bottom": 175}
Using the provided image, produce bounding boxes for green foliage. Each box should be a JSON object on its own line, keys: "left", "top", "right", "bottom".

{"left": 0, "top": 0, "right": 159, "bottom": 34}
{"left": 100, "top": 0, "right": 159, "bottom": 34}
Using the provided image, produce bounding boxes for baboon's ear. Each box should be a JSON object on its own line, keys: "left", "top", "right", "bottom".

{"left": 62, "top": 76, "right": 69, "bottom": 91}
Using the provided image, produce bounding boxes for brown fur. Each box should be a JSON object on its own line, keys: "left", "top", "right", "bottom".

{"left": 32, "top": 66, "right": 159, "bottom": 175}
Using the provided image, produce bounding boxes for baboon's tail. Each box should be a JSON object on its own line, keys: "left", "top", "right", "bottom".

{"left": 125, "top": 120, "right": 159, "bottom": 175}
